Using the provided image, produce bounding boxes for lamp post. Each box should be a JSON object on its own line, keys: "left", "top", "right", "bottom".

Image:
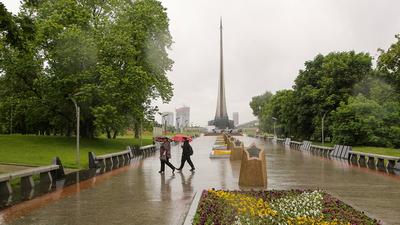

{"left": 321, "top": 112, "right": 327, "bottom": 145}
{"left": 71, "top": 98, "right": 80, "bottom": 169}
{"left": 162, "top": 114, "right": 168, "bottom": 134}
{"left": 10, "top": 104, "right": 13, "bottom": 135}
{"left": 272, "top": 117, "right": 277, "bottom": 137}
{"left": 176, "top": 116, "right": 180, "bottom": 133}
{"left": 70, "top": 92, "right": 83, "bottom": 169}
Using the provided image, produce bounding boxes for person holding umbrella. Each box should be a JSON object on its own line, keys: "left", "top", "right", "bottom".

{"left": 159, "top": 137, "right": 176, "bottom": 174}
{"left": 177, "top": 137, "right": 195, "bottom": 172}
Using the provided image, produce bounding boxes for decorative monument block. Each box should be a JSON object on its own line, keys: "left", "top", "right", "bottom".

{"left": 230, "top": 140, "right": 244, "bottom": 161}
{"left": 227, "top": 137, "right": 235, "bottom": 150}
{"left": 239, "top": 144, "right": 266, "bottom": 187}
{"left": 210, "top": 135, "right": 231, "bottom": 158}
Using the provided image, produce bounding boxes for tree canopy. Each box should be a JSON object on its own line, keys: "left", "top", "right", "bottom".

{"left": 250, "top": 45, "right": 400, "bottom": 147}
{"left": 0, "top": 0, "right": 173, "bottom": 138}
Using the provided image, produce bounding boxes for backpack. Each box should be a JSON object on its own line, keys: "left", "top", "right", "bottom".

{"left": 189, "top": 145, "right": 193, "bottom": 155}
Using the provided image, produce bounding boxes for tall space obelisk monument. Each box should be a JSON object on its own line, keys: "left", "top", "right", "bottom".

{"left": 208, "top": 18, "right": 234, "bottom": 129}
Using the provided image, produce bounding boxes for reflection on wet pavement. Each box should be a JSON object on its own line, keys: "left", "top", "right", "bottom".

{"left": 1, "top": 136, "right": 400, "bottom": 225}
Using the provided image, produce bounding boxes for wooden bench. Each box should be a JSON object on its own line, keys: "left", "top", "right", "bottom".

{"left": 348, "top": 151, "right": 400, "bottom": 170}
{"left": 0, "top": 164, "right": 62, "bottom": 196}
{"left": 89, "top": 150, "right": 132, "bottom": 169}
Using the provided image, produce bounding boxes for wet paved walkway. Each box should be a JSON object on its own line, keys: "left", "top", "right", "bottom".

{"left": 1, "top": 136, "right": 400, "bottom": 225}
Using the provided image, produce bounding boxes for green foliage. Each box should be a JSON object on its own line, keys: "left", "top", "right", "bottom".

{"left": 378, "top": 34, "right": 400, "bottom": 94}
{"left": 249, "top": 91, "right": 273, "bottom": 117}
{"left": 0, "top": 0, "right": 173, "bottom": 138}
{"left": 250, "top": 46, "right": 400, "bottom": 148}
{"left": 251, "top": 51, "right": 373, "bottom": 141}
{"left": 330, "top": 95, "right": 386, "bottom": 146}
{"left": 293, "top": 51, "right": 372, "bottom": 139}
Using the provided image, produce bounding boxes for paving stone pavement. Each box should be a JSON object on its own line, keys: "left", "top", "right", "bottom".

{"left": 0, "top": 136, "right": 399, "bottom": 225}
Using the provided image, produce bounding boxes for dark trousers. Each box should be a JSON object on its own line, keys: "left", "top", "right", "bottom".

{"left": 178, "top": 155, "right": 195, "bottom": 170}
{"left": 160, "top": 158, "right": 175, "bottom": 172}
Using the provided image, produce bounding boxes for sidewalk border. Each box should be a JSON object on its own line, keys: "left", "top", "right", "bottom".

{"left": 182, "top": 190, "right": 202, "bottom": 225}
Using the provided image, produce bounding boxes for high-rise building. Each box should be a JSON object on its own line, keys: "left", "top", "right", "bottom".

{"left": 176, "top": 106, "right": 190, "bottom": 129}
{"left": 161, "top": 112, "right": 174, "bottom": 128}
{"left": 233, "top": 112, "right": 239, "bottom": 126}
{"left": 208, "top": 18, "right": 234, "bottom": 129}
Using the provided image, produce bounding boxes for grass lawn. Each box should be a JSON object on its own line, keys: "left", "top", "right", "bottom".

{"left": 0, "top": 134, "right": 153, "bottom": 169}
{"left": 352, "top": 146, "right": 400, "bottom": 157}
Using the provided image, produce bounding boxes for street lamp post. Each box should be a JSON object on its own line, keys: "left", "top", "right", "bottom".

{"left": 176, "top": 117, "right": 180, "bottom": 133}
{"left": 272, "top": 117, "right": 277, "bottom": 137}
{"left": 10, "top": 104, "right": 13, "bottom": 135}
{"left": 321, "top": 112, "right": 327, "bottom": 145}
{"left": 162, "top": 114, "right": 168, "bottom": 134}
{"left": 71, "top": 98, "right": 80, "bottom": 169}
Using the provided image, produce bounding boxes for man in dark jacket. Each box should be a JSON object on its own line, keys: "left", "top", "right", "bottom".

{"left": 177, "top": 137, "right": 195, "bottom": 171}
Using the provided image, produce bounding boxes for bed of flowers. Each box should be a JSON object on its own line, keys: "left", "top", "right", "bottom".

{"left": 193, "top": 189, "right": 380, "bottom": 225}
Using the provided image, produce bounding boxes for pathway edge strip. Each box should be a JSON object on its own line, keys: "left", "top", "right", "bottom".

{"left": 182, "top": 191, "right": 201, "bottom": 225}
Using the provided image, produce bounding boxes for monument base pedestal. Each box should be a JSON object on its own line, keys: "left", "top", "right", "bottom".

{"left": 239, "top": 144, "right": 266, "bottom": 187}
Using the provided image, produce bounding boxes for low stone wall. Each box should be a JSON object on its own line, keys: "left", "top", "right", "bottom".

{"left": 349, "top": 151, "right": 400, "bottom": 172}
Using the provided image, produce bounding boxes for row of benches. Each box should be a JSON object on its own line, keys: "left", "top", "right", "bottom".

{"left": 253, "top": 135, "right": 400, "bottom": 172}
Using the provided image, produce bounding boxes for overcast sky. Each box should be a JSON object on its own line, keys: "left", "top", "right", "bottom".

{"left": 3, "top": 0, "right": 400, "bottom": 126}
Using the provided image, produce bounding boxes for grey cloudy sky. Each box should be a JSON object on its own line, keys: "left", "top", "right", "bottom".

{"left": 3, "top": 0, "right": 400, "bottom": 126}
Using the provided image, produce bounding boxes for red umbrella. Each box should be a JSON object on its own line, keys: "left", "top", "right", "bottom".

{"left": 171, "top": 134, "right": 192, "bottom": 142}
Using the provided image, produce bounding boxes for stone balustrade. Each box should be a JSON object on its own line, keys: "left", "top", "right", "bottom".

{"left": 0, "top": 158, "right": 64, "bottom": 198}
{"left": 309, "top": 145, "right": 333, "bottom": 156}
{"left": 289, "top": 141, "right": 302, "bottom": 150}
{"left": 349, "top": 151, "right": 400, "bottom": 171}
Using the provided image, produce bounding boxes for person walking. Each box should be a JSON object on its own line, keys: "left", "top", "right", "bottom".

{"left": 177, "top": 137, "right": 195, "bottom": 172}
{"left": 159, "top": 138, "right": 176, "bottom": 174}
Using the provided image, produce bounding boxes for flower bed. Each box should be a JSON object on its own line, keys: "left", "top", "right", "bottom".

{"left": 193, "top": 189, "right": 380, "bottom": 225}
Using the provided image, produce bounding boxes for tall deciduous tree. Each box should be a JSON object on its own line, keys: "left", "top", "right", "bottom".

{"left": 378, "top": 34, "right": 400, "bottom": 95}
{"left": 0, "top": 0, "right": 173, "bottom": 138}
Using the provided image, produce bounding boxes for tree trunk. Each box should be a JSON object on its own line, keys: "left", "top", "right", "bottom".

{"left": 80, "top": 118, "right": 95, "bottom": 139}
{"left": 112, "top": 130, "right": 117, "bottom": 139}
{"left": 134, "top": 122, "right": 140, "bottom": 139}
{"left": 106, "top": 129, "right": 111, "bottom": 139}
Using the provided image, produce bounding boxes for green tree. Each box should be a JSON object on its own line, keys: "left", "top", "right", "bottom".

{"left": 249, "top": 91, "right": 273, "bottom": 117}
{"left": 293, "top": 51, "right": 372, "bottom": 139}
{"left": 330, "top": 94, "right": 395, "bottom": 146}
{"left": 0, "top": 0, "right": 174, "bottom": 138}
{"left": 378, "top": 34, "right": 400, "bottom": 94}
